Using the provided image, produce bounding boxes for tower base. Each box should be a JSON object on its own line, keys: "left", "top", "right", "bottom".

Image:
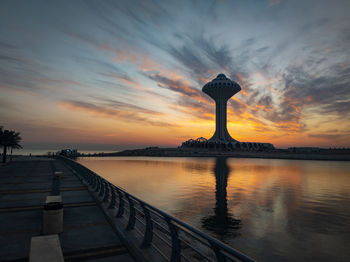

{"left": 181, "top": 137, "right": 274, "bottom": 151}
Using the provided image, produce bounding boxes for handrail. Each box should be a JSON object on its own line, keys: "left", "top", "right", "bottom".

{"left": 58, "top": 155, "right": 255, "bottom": 262}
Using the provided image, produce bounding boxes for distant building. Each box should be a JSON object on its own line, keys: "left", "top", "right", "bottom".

{"left": 181, "top": 74, "right": 274, "bottom": 151}
{"left": 288, "top": 147, "right": 321, "bottom": 153}
{"left": 60, "top": 149, "right": 79, "bottom": 157}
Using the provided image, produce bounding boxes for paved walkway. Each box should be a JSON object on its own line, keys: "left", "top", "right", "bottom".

{"left": 0, "top": 157, "right": 135, "bottom": 261}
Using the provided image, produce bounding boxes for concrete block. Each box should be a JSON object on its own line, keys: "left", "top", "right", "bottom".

{"left": 29, "top": 234, "right": 64, "bottom": 262}
{"left": 55, "top": 171, "right": 63, "bottom": 178}
{"left": 46, "top": 195, "right": 62, "bottom": 204}
{"left": 43, "top": 195, "right": 63, "bottom": 234}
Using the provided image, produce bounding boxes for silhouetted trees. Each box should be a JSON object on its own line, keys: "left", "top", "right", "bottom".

{"left": 0, "top": 127, "right": 22, "bottom": 163}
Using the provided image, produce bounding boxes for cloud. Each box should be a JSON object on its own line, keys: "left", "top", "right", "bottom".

{"left": 193, "top": 36, "right": 235, "bottom": 72}
{"left": 176, "top": 96, "right": 215, "bottom": 121}
{"left": 74, "top": 55, "right": 126, "bottom": 76}
{"left": 168, "top": 44, "right": 213, "bottom": 82}
{"left": 228, "top": 98, "right": 249, "bottom": 117}
{"left": 0, "top": 54, "right": 24, "bottom": 63}
{"left": 308, "top": 133, "right": 343, "bottom": 141}
{"left": 0, "top": 41, "right": 16, "bottom": 49}
{"left": 60, "top": 99, "right": 179, "bottom": 128}
{"left": 280, "top": 62, "right": 350, "bottom": 119}
{"left": 268, "top": 0, "right": 282, "bottom": 6}
{"left": 322, "top": 101, "right": 350, "bottom": 116}
{"left": 248, "top": 23, "right": 350, "bottom": 133}
{"left": 0, "top": 41, "right": 63, "bottom": 92}
{"left": 90, "top": 95, "right": 162, "bottom": 115}
{"left": 0, "top": 41, "right": 30, "bottom": 66}
{"left": 146, "top": 73, "right": 204, "bottom": 99}
{"left": 144, "top": 72, "right": 216, "bottom": 119}
{"left": 164, "top": 34, "right": 244, "bottom": 85}
{"left": 0, "top": 56, "right": 50, "bottom": 91}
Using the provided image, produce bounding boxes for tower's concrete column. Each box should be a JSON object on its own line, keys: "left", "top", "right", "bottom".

{"left": 213, "top": 99, "right": 231, "bottom": 141}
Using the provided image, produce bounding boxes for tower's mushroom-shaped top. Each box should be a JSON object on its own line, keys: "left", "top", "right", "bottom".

{"left": 202, "top": 73, "right": 241, "bottom": 101}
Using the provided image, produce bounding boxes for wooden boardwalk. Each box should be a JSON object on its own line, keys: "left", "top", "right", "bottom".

{"left": 0, "top": 157, "right": 136, "bottom": 261}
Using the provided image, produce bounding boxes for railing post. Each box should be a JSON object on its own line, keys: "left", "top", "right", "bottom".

{"left": 82, "top": 168, "right": 88, "bottom": 181}
{"left": 210, "top": 242, "right": 227, "bottom": 262}
{"left": 86, "top": 170, "right": 92, "bottom": 184}
{"left": 79, "top": 167, "right": 86, "bottom": 182}
{"left": 94, "top": 177, "right": 101, "bottom": 192}
{"left": 88, "top": 174, "right": 94, "bottom": 186}
{"left": 141, "top": 203, "right": 153, "bottom": 247}
{"left": 94, "top": 175, "right": 99, "bottom": 189}
{"left": 108, "top": 185, "right": 117, "bottom": 209}
{"left": 93, "top": 175, "right": 99, "bottom": 189}
{"left": 90, "top": 175, "right": 96, "bottom": 188}
{"left": 90, "top": 173, "right": 96, "bottom": 185}
{"left": 166, "top": 218, "right": 181, "bottom": 262}
{"left": 93, "top": 177, "right": 98, "bottom": 191}
{"left": 98, "top": 180, "right": 105, "bottom": 197}
{"left": 84, "top": 168, "right": 89, "bottom": 180}
{"left": 116, "top": 189, "right": 124, "bottom": 217}
{"left": 103, "top": 182, "right": 110, "bottom": 202}
{"left": 126, "top": 195, "right": 136, "bottom": 230}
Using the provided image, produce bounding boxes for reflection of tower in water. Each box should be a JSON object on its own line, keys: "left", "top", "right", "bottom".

{"left": 202, "top": 157, "right": 241, "bottom": 239}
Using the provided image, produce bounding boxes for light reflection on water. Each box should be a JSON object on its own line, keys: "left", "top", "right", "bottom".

{"left": 77, "top": 156, "right": 350, "bottom": 261}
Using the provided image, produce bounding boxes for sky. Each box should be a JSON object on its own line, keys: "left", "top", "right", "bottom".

{"left": 1, "top": 0, "right": 350, "bottom": 151}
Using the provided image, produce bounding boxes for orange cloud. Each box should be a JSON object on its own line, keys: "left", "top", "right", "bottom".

{"left": 268, "top": 0, "right": 281, "bottom": 6}
{"left": 59, "top": 100, "right": 180, "bottom": 128}
{"left": 100, "top": 43, "right": 167, "bottom": 73}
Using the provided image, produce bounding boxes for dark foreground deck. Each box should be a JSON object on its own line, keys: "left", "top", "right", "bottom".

{"left": 1, "top": 156, "right": 254, "bottom": 262}
{"left": 0, "top": 157, "right": 135, "bottom": 261}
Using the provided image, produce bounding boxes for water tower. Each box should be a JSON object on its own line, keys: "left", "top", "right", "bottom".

{"left": 181, "top": 73, "right": 274, "bottom": 151}
{"left": 202, "top": 74, "right": 241, "bottom": 143}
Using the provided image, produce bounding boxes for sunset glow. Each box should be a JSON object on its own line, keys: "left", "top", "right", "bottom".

{"left": 1, "top": 0, "right": 350, "bottom": 151}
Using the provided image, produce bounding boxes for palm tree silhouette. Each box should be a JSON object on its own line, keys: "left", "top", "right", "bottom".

{"left": 0, "top": 127, "right": 22, "bottom": 163}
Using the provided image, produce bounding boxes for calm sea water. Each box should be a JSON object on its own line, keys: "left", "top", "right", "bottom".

{"left": 77, "top": 156, "right": 350, "bottom": 261}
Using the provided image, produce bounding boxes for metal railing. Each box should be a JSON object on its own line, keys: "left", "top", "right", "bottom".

{"left": 58, "top": 155, "right": 255, "bottom": 262}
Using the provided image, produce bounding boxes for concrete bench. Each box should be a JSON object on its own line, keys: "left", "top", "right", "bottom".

{"left": 29, "top": 234, "right": 64, "bottom": 262}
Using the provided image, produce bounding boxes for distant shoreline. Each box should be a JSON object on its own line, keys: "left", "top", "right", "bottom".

{"left": 77, "top": 147, "right": 350, "bottom": 161}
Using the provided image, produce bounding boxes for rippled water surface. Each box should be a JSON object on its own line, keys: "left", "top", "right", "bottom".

{"left": 77, "top": 157, "right": 350, "bottom": 261}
